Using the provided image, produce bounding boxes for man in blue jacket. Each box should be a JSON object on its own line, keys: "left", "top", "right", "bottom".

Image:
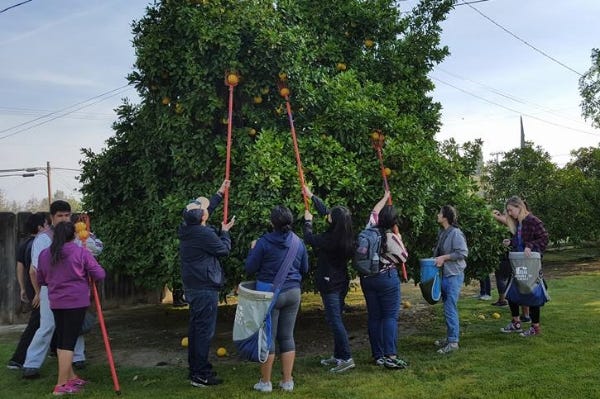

{"left": 178, "top": 180, "right": 235, "bottom": 388}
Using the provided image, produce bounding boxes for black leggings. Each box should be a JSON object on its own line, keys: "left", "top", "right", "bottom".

{"left": 52, "top": 307, "right": 87, "bottom": 351}
{"left": 509, "top": 301, "right": 540, "bottom": 324}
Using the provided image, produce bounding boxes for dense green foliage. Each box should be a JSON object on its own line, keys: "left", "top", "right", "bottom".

{"left": 80, "top": 0, "right": 503, "bottom": 291}
{"left": 482, "top": 143, "right": 600, "bottom": 246}
{"left": 579, "top": 48, "right": 600, "bottom": 129}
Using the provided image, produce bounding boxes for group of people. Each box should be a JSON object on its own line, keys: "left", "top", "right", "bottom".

{"left": 7, "top": 186, "right": 548, "bottom": 395}
{"left": 178, "top": 180, "right": 491, "bottom": 392}
{"left": 7, "top": 201, "right": 105, "bottom": 396}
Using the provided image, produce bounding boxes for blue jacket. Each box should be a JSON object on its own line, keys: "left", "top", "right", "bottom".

{"left": 178, "top": 193, "right": 230, "bottom": 290}
{"left": 245, "top": 231, "right": 309, "bottom": 292}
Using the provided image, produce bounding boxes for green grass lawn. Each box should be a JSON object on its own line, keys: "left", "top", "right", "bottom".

{"left": 2, "top": 268, "right": 599, "bottom": 398}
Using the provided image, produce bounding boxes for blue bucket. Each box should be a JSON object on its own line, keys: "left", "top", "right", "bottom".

{"left": 419, "top": 258, "right": 442, "bottom": 304}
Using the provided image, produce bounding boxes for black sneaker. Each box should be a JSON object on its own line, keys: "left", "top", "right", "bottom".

{"left": 190, "top": 375, "right": 223, "bottom": 387}
{"left": 22, "top": 367, "right": 40, "bottom": 379}
{"left": 7, "top": 360, "right": 22, "bottom": 370}
{"left": 520, "top": 315, "right": 532, "bottom": 323}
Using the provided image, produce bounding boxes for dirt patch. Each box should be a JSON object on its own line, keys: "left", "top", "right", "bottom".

{"left": 3, "top": 260, "right": 599, "bottom": 369}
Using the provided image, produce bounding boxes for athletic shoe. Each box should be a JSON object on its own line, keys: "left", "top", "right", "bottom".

{"left": 434, "top": 338, "right": 448, "bottom": 347}
{"left": 500, "top": 321, "right": 522, "bottom": 333}
{"left": 479, "top": 295, "right": 492, "bottom": 301}
{"left": 492, "top": 300, "right": 508, "bottom": 307}
{"left": 520, "top": 326, "right": 540, "bottom": 337}
{"left": 437, "top": 343, "right": 459, "bottom": 354}
{"left": 330, "top": 358, "right": 355, "bottom": 373}
{"left": 320, "top": 356, "right": 339, "bottom": 366}
{"left": 68, "top": 377, "right": 88, "bottom": 386}
{"left": 470, "top": 294, "right": 482, "bottom": 299}
{"left": 191, "top": 375, "right": 223, "bottom": 387}
{"left": 7, "top": 360, "right": 22, "bottom": 370}
{"left": 279, "top": 380, "right": 294, "bottom": 392}
{"left": 383, "top": 356, "right": 409, "bottom": 369}
{"left": 253, "top": 379, "right": 272, "bottom": 392}
{"left": 375, "top": 357, "right": 385, "bottom": 366}
{"left": 22, "top": 367, "right": 40, "bottom": 379}
{"left": 520, "top": 315, "right": 532, "bottom": 323}
{"left": 52, "top": 383, "right": 81, "bottom": 396}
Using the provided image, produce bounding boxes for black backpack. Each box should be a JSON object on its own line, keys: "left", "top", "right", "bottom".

{"left": 353, "top": 227, "right": 382, "bottom": 276}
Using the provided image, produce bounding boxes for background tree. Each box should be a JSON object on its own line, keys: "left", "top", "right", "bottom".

{"left": 579, "top": 48, "right": 600, "bottom": 129}
{"left": 80, "top": 0, "right": 501, "bottom": 291}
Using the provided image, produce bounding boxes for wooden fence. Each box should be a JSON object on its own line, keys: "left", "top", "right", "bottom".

{"left": 0, "top": 212, "right": 162, "bottom": 325}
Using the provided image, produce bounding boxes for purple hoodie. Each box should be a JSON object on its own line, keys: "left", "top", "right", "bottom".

{"left": 37, "top": 242, "right": 106, "bottom": 309}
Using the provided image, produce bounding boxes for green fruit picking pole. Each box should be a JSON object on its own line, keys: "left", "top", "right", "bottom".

{"left": 281, "top": 85, "right": 309, "bottom": 210}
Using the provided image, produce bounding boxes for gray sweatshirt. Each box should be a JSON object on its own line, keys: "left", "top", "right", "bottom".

{"left": 434, "top": 226, "right": 468, "bottom": 277}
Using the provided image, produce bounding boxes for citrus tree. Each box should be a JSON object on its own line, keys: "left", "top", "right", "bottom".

{"left": 80, "top": 0, "right": 502, "bottom": 292}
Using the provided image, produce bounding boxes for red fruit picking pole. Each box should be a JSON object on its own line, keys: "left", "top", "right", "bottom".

{"left": 371, "top": 132, "right": 408, "bottom": 282}
{"left": 280, "top": 82, "right": 309, "bottom": 210}
{"left": 223, "top": 71, "right": 239, "bottom": 224}
{"left": 77, "top": 214, "right": 121, "bottom": 395}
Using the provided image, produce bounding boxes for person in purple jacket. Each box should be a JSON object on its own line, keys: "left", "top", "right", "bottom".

{"left": 37, "top": 221, "right": 105, "bottom": 396}
{"left": 245, "top": 205, "right": 309, "bottom": 393}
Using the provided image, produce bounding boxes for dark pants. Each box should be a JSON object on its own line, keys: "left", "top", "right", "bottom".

{"left": 10, "top": 307, "right": 40, "bottom": 365}
{"left": 479, "top": 276, "right": 491, "bottom": 296}
{"left": 185, "top": 288, "right": 218, "bottom": 379}
{"left": 494, "top": 270, "right": 508, "bottom": 295}
{"left": 509, "top": 301, "right": 540, "bottom": 323}
{"left": 321, "top": 290, "right": 352, "bottom": 360}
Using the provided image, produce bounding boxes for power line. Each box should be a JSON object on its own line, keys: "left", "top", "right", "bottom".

{"left": 0, "top": 0, "right": 32, "bottom": 14}
{"left": 432, "top": 76, "right": 600, "bottom": 137}
{"left": 458, "top": 0, "right": 583, "bottom": 76}
{"left": 435, "top": 67, "right": 592, "bottom": 127}
{"left": 0, "top": 84, "right": 132, "bottom": 141}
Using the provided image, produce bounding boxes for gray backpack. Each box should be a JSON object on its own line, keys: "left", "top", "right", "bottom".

{"left": 353, "top": 227, "right": 382, "bottom": 276}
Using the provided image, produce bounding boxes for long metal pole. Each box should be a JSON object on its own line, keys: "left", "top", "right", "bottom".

{"left": 46, "top": 161, "right": 52, "bottom": 205}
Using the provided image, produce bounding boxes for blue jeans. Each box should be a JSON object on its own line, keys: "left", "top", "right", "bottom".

{"left": 360, "top": 270, "right": 400, "bottom": 359}
{"left": 24, "top": 286, "right": 85, "bottom": 369}
{"left": 185, "top": 288, "right": 218, "bottom": 378}
{"left": 441, "top": 273, "right": 464, "bottom": 343}
{"left": 321, "top": 290, "right": 352, "bottom": 361}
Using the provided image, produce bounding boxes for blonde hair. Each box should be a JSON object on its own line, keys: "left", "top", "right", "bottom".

{"left": 504, "top": 196, "right": 528, "bottom": 234}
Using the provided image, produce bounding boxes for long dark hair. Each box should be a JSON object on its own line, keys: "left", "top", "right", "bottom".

{"left": 377, "top": 205, "right": 399, "bottom": 255}
{"left": 326, "top": 206, "right": 354, "bottom": 258}
{"left": 50, "top": 221, "right": 75, "bottom": 265}
{"left": 270, "top": 205, "right": 293, "bottom": 233}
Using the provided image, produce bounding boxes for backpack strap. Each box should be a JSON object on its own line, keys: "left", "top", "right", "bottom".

{"left": 265, "top": 234, "right": 301, "bottom": 316}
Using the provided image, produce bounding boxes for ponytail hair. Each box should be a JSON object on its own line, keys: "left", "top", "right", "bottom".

{"left": 270, "top": 205, "right": 294, "bottom": 233}
{"left": 50, "top": 221, "right": 75, "bottom": 265}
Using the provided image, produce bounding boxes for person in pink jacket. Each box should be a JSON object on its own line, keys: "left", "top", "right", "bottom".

{"left": 37, "top": 221, "right": 105, "bottom": 396}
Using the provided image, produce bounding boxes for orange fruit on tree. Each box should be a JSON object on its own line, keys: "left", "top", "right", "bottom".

{"left": 278, "top": 72, "right": 287, "bottom": 81}
{"left": 364, "top": 39, "right": 374, "bottom": 48}
{"left": 175, "top": 103, "right": 184, "bottom": 114}
{"left": 371, "top": 131, "right": 380, "bottom": 141}
{"left": 248, "top": 128, "right": 257, "bottom": 136}
{"left": 253, "top": 96, "right": 263, "bottom": 104}
{"left": 226, "top": 74, "right": 239, "bottom": 86}
{"left": 279, "top": 87, "right": 290, "bottom": 97}
{"left": 384, "top": 167, "right": 392, "bottom": 177}
{"left": 161, "top": 96, "right": 171, "bottom": 105}
{"left": 336, "top": 63, "right": 347, "bottom": 71}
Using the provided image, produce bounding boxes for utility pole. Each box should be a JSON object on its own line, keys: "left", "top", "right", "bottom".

{"left": 46, "top": 161, "right": 52, "bottom": 206}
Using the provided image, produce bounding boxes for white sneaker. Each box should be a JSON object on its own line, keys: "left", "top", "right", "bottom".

{"left": 320, "top": 356, "right": 339, "bottom": 366}
{"left": 254, "top": 380, "right": 272, "bottom": 392}
{"left": 479, "top": 295, "right": 492, "bottom": 301}
{"left": 279, "top": 379, "right": 294, "bottom": 392}
{"left": 437, "top": 342, "right": 459, "bottom": 354}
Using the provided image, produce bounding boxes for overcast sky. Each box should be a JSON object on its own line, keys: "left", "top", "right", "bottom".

{"left": 1, "top": 0, "right": 599, "bottom": 203}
